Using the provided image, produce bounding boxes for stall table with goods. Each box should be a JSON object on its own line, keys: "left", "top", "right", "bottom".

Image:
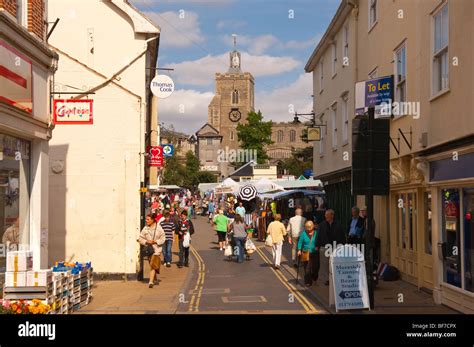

{"left": 1, "top": 252, "right": 93, "bottom": 315}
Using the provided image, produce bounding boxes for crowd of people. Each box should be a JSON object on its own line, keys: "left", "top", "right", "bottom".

{"left": 138, "top": 189, "right": 376, "bottom": 290}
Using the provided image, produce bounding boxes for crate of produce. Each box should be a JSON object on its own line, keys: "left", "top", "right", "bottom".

{"left": 6, "top": 251, "right": 33, "bottom": 272}
{"left": 5, "top": 271, "right": 27, "bottom": 287}
{"left": 27, "top": 270, "right": 52, "bottom": 287}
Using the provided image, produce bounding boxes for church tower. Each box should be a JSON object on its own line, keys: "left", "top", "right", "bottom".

{"left": 208, "top": 35, "right": 255, "bottom": 155}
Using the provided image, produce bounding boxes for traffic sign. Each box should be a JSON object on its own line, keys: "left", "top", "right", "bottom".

{"left": 161, "top": 144, "right": 174, "bottom": 157}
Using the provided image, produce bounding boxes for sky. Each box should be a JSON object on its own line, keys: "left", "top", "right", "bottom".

{"left": 130, "top": 0, "right": 341, "bottom": 134}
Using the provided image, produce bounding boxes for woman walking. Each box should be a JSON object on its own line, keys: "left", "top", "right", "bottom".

{"left": 266, "top": 214, "right": 287, "bottom": 270}
{"left": 228, "top": 214, "right": 247, "bottom": 263}
{"left": 213, "top": 209, "right": 229, "bottom": 251}
{"left": 297, "top": 221, "right": 320, "bottom": 286}
{"left": 138, "top": 214, "right": 166, "bottom": 288}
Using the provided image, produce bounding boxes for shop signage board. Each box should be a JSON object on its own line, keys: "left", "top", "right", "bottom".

{"left": 0, "top": 39, "right": 33, "bottom": 113}
{"left": 150, "top": 75, "right": 174, "bottom": 99}
{"left": 355, "top": 75, "right": 393, "bottom": 118}
{"left": 307, "top": 127, "right": 321, "bottom": 141}
{"left": 161, "top": 144, "right": 174, "bottom": 157}
{"left": 53, "top": 99, "right": 93, "bottom": 124}
{"left": 330, "top": 244, "right": 370, "bottom": 312}
{"left": 147, "top": 146, "right": 163, "bottom": 167}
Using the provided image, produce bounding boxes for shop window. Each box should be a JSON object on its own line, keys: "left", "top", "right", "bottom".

{"left": 0, "top": 135, "right": 31, "bottom": 287}
{"left": 441, "top": 188, "right": 461, "bottom": 288}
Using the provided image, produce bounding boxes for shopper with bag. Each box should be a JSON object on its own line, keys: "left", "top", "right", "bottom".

{"left": 213, "top": 209, "right": 229, "bottom": 251}
{"left": 228, "top": 214, "right": 247, "bottom": 263}
{"left": 297, "top": 221, "right": 319, "bottom": 286}
{"left": 138, "top": 214, "right": 166, "bottom": 288}
{"left": 176, "top": 210, "right": 194, "bottom": 268}
{"left": 266, "top": 214, "right": 287, "bottom": 270}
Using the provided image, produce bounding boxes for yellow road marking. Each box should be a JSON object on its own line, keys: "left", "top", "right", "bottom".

{"left": 256, "top": 247, "right": 319, "bottom": 314}
{"left": 188, "top": 245, "right": 205, "bottom": 312}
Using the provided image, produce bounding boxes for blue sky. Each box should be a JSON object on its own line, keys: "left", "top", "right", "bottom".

{"left": 131, "top": 0, "right": 340, "bottom": 133}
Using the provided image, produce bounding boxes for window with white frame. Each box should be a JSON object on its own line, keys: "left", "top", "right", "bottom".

{"left": 342, "top": 94, "right": 349, "bottom": 144}
{"left": 319, "top": 115, "right": 325, "bottom": 155}
{"left": 16, "top": 0, "right": 27, "bottom": 27}
{"left": 343, "top": 25, "right": 349, "bottom": 66}
{"left": 332, "top": 42, "right": 337, "bottom": 76}
{"left": 395, "top": 43, "right": 407, "bottom": 108}
{"left": 433, "top": 4, "right": 449, "bottom": 95}
{"left": 319, "top": 60, "right": 324, "bottom": 92}
{"left": 331, "top": 104, "right": 337, "bottom": 149}
{"left": 369, "top": 0, "right": 377, "bottom": 30}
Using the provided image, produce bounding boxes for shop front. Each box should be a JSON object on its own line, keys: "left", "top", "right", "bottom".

{"left": 428, "top": 149, "right": 474, "bottom": 313}
{"left": 0, "top": 12, "right": 58, "bottom": 292}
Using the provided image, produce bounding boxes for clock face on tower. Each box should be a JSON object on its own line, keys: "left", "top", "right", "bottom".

{"left": 229, "top": 108, "right": 241, "bottom": 122}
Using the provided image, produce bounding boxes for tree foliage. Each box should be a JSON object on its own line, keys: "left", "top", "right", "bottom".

{"left": 281, "top": 146, "right": 313, "bottom": 177}
{"left": 162, "top": 151, "right": 216, "bottom": 189}
{"left": 236, "top": 110, "right": 273, "bottom": 165}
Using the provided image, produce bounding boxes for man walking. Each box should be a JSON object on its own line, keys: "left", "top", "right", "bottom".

{"left": 287, "top": 208, "right": 306, "bottom": 268}
{"left": 347, "top": 206, "right": 365, "bottom": 245}
{"left": 236, "top": 202, "right": 246, "bottom": 219}
{"left": 316, "top": 209, "right": 346, "bottom": 285}
{"left": 160, "top": 211, "right": 176, "bottom": 267}
{"left": 176, "top": 211, "right": 194, "bottom": 268}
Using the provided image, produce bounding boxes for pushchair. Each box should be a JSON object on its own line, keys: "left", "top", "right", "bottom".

{"left": 225, "top": 232, "right": 251, "bottom": 262}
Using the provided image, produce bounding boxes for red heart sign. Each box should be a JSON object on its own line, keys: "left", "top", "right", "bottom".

{"left": 150, "top": 148, "right": 160, "bottom": 158}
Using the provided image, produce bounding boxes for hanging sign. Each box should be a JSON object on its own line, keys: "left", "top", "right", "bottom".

{"left": 53, "top": 99, "right": 93, "bottom": 124}
{"left": 150, "top": 75, "right": 174, "bottom": 99}
{"left": 147, "top": 146, "right": 163, "bottom": 167}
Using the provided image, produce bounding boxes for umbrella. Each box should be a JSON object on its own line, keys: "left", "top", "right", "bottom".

{"left": 238, "top": 184, "right": 257, "bottom": 201}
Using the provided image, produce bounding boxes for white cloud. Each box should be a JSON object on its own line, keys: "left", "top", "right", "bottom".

{"left": 216, "top": 19, "right": 247, "bottom": 30}
{"left": 159, "top": 89, "right": 214, "bottom": 134}
{"left": 256, "top": 73, "right": 313, "bottom": 123}
{"left": 221, "top": 34, "right": 322, "bottom": 54}
{"left": 143, "top": 11, "right": 204, "bottom": 48}
{"left": 169, "top": 52, "right": 301, "bottom": 87}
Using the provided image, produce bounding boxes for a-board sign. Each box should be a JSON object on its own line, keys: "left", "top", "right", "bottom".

{"left": 330, "top": 244, "right": 370, "bottom": 311}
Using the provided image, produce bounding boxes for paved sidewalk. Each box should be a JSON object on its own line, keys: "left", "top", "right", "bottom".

{"left": 270, "top": 241, "right": 460, "bottom": 314}
{"left": 77, "top": 238, "right": 191, "bottom": 314}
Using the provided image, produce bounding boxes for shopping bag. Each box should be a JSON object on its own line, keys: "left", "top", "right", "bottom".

{"left": 245, "top": 238, "right": 256, "bottom": 251}
{"left": 224, "top": 245, "right": 233, "bottom": 257}
{"left": 183, "top": 232, "right": 191, "bottom": 248}
{"left": 265, "top": 234, "right": 273, "bottom": 247}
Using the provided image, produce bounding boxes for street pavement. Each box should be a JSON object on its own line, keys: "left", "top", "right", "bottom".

{"left": 177, "top": 216, "right": 326, "bottom": 314}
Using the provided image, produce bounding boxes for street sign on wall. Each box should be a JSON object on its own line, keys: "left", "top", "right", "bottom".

{"left": 307, "top": 126, "right": 321, "bottom": 141}
{"left": 147, "top": 146, "right": 163, "bottom": 167}
{"left": 161, "top": 144, "right": 174, "bottom": 157}
{"left": 53, "top": 99, "right": 93, "bottom": 124}
{"left": 355, "top": 75, "right": 393, "bottom": 118}
{"left": 330, "top": 245, "right": 370, "bottom": 312}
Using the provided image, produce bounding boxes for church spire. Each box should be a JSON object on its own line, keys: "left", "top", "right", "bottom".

{"left": 228, "top": 33, "right": 242, "bottom": 73}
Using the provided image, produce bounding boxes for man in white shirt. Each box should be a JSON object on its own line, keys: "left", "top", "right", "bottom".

{"left": 287, "top": 208, "right": 306, "bottom": 268}
{"left": 236, "top": 202, "right": 246, "bottom": 218}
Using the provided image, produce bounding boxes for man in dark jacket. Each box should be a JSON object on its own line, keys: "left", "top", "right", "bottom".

{"left": 316, "top": 209, "right": 346, "bottom": 285}
{"left": 316, "top": 209, "right": 346, "bottom": 248}
{"left": 347, "top": 206, "right": 365, "bottom": 244}
{"left": 175, "top": 211, "right": 194, "bottom": 268}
